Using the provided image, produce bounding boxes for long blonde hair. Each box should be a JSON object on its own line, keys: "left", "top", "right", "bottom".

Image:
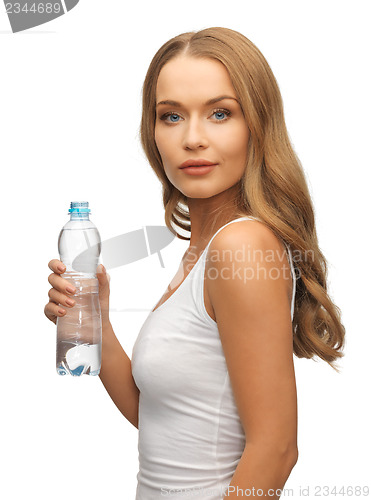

{"left": 140, "top": 27, "right": 345, "bottom": 372}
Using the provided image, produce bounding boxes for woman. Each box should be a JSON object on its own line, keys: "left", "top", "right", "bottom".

{"left": 45, "top": 27, "right": 345, "bottom": 499}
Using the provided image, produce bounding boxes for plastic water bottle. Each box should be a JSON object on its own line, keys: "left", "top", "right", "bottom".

{"left": 56, "top": 201, "right": 102, "bottom": 376}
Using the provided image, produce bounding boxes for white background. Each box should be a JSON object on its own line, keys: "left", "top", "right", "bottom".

{"left": 1, "top": 1, "right": 370, "bottom": 499}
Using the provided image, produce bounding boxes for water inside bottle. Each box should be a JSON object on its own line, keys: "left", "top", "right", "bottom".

{"left": 56, "top": 340, "right": 101, "bottom": 376}
{"left": 56, "top": 276, "right": 102, "bottom": 376}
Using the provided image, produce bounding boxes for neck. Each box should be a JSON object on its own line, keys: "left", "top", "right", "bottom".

{"left": 186, "top": 183, "right": 246, "bottom": 251}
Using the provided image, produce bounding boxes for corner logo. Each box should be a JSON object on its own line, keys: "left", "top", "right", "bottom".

{"left": 4, "top": 0, "right": 79, "bottom": 33}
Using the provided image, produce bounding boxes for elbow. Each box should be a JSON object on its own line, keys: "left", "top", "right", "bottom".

{"left": 281, "top": 443, "right": 298, "bottom": 474}
{"left": 129, "top": 403, "right": 139, "bottom": 430}
{"left": 274, "top": 440, "right": 299, "bottom": 468}
{"left": 246, "top": 441, "right": 299, "bottom": 472}
{"left": 267, "top": 441, "right": 299, "bottom": 466}
{"left": 127, "top": 412, "right": 139, "bottom": 429}
{"left": 132, "top": 411, "right": 139, "bottom": 430}
{"left": 287, "top": 446, "right": 299, "bottom": 470}
{"left": 274, "top": 444, "right": 299, "bottom": 478}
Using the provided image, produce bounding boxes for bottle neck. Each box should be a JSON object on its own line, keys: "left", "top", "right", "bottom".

{"left": 70, "top": 213, "right": 90, "bottom": 221}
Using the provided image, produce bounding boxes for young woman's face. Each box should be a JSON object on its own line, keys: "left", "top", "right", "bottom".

{"left": 154, "top": 55, "right": 250, "bottom": 199}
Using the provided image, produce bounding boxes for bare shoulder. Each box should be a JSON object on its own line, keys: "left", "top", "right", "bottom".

{"left": 209, "top": 219, "right": 286, "bottom": 256}
{"left": 205, "top": 218, "right": 293, "bottom": 314}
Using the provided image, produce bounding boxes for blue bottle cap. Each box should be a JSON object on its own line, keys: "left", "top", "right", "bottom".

{"left": 68, "top": 201, "right": 91, "bottom": 213}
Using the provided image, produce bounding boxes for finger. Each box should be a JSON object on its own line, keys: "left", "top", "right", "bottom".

{"left": 48, "top": 259, "right": 66, "bottom": 274}
{"left": 44, "top": 301, "right": 66, "bottom": 324}
{"left": 48, "top": 273, "right": 76, "bottom": 295}
{"left": 48, "top": 288, "right": 76, "bottom": 308}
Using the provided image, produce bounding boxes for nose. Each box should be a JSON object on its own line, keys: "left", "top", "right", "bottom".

{"left": 182, "top": 117, "right": 209, "bottom": 150}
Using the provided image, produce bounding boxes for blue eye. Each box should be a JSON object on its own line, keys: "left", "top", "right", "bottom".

{"left": 169, "top": 114, "right": 180, "bottom": 122}
{"left": 214, "top": 111, "right": 226, "bottom": 120}
{"left": 161, "top": 112, "right": 182, "bottom": 123}
{"left": 212, "top": 109, "right": 231, "bottom": 122}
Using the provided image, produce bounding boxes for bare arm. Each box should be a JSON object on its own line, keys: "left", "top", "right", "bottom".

{"left": 45, "top": 259, "right": 139, "bottom": 429}
{"left": 99, "top": 318, "right": 139, "bottom": 429}
{"left": 206, "top": 221, "right": 298, "bottom": 499}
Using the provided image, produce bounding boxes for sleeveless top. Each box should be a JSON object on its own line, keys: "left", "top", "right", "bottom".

{"left": 131, "top": 216, "right": 296, "bottom": 499}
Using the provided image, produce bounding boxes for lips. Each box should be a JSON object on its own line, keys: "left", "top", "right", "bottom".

{"left": 179, "top": 159, "right": 218, "bottom": 169}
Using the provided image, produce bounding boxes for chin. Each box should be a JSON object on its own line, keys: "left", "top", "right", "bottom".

{"left": 179, "top": 185, "right": 229, "bottom": 200}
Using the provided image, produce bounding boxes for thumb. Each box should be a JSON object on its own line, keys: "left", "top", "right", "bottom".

{"left": 96, "top": 264, "right": 110, "bottom": 320}
{"left": 96, "top": 264, "right": 110, "bottom": 287}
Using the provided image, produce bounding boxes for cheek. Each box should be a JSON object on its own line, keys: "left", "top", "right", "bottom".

{"left": 155, "top": 126, "right": 179, "bottom": 165}
{"left": 216, "top": 125, "right": 249, "bottom": 162}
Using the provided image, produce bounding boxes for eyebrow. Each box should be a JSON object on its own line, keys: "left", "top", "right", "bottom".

{"left": 156, "top": 95, "right": 239, "bottom": 107}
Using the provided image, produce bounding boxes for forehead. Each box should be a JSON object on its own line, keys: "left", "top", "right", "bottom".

{"left": 156, "top": 56, "right": 236, "bottom": 102}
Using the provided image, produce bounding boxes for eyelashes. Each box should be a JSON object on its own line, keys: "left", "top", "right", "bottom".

{"left": 159, "top": 108, "right": 232, "bottom": 124}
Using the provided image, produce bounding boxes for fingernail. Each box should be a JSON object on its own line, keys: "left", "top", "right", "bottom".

{"left": 66, "top": 286, "right": 76, "bottom": 294}
{"left": 57, "top": 264, "right": 65, "bottom": 273}
{"left": 97, "top": 264, "right": 106, "bottom": 274}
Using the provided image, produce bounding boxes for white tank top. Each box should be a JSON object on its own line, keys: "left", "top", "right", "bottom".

{"left": 131, "top": 216, "right": 296, "bottom": 499}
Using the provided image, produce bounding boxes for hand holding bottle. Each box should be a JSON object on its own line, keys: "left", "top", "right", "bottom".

{"left": 44, "top": 259, "right": 111, "bottom": 325}
{"left": 44, "top": 259, "right": 78, "bottom": 325}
